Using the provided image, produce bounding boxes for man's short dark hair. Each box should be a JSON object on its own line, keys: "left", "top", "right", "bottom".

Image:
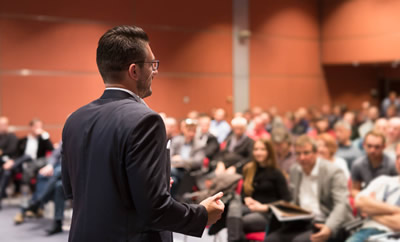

{"left": 96, "top": 25, "right": 149, "bottom": 83}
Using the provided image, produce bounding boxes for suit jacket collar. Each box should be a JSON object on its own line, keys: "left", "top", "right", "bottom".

{"left": 100, "top": 89, "right": 141, "bottom": 103}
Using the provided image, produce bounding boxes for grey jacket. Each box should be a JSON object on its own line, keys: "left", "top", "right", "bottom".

{"left": 289, "top": 158, "right": 353, "bottom": 235}
{"left": 170, "top": 135, "right": 206, "bottom": 171}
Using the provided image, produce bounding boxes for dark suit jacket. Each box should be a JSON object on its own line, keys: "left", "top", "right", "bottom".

{"left": 214, "top": 134, "right": 254, "bottom": 173}
{"left": 62, "top": 90, "right": 208, "bottom": 242}
{"left": 16, "top": 134, "right": 54, "bottom": 159}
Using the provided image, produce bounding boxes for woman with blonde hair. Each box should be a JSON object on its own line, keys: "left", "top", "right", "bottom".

{"left": 316, "top": 133, "right": 350, "bottom": 179}
{"left": 226, "top": 138, "right": 291, "bottom": 242}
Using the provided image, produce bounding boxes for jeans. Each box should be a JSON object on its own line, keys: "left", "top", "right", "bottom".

{"left": 345, "top": 228, "right": 385, "bottom": 242}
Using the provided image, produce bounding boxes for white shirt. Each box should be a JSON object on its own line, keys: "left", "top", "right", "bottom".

{"left": 24, "top": 134, "right": 38, "bottom": 160}
{"left": 105, "top": 87, "right": 148, "bottom": 107}
{"left": 299, "top": 158, "right": 325, "bottom": 220}
{"left": 357, "top": 175, "right": 400, "bottom": 232}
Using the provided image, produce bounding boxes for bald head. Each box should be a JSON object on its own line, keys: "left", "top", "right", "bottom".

{"left": 387, "top": 117, "right": 400, "bottom": 143}
{"left": 0, "top": 117, "right": 9, "bottom": 134}
{"left": 214, "top": 108, "right": 226, "bottom": 121}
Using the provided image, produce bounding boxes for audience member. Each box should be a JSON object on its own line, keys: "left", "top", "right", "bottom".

{"left": 358, "top": 106, "right": 379, "bottom": 138}
{"left": 210, "top": 108, "right": 231, "bottom": 144}
{"left": 170, "top": 118, "right": 206, "bottom": 196}
{"left": 0, "top": 119, "right": 53, "bottom": 209}
{"left": 317, "top": 133, "right": 350, "bottom": 179}
{"left": 343, "top": 111, "right": 360, "bottom": 140}
{"left": 351, "top": 130, "right": 397, "bottom": 197}
{"left": 307, "top": 117, "right": 335, "bottom": 139}
{"left": 0, "top": 117, "right": 18, "bottom": 163}
{"left": 14, "top": 143, "right": 65, "bottom": 235}
{"left": 196, "top": 115, "right": 220, "bottom": 162}
{"left": 335, "top": 121, "right": 363, "bottom": 169}
{"left": 227, "top": 139, "right": 291, "bottom": 241}
{"left": 271, "top": 127, "right": 296, "bottom": 179}
{"left": 246, "top": 116, "right": 270, "bottom": 140}
{"left": 164, "top": 117, "right": 180, "bottom": 140}
{"left": 346, "top": 142, "right": 400, "bottom": 242}
{"left": 214, "top": 117, "right": 254, "bottom": 175}
{"left": 384, "top": 117, "right": 400, "bottom": 160}
{"left": 265, "top": 135, "right": 352, "bottom": 242}
{"left": 381, "top": 91, "right": 400, "bottom": 117}
{"left": 292, "top": 107, "right": 309, "bottom": 135}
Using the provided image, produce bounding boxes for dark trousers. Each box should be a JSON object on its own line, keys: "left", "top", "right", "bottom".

{"left": 0, "top": 155, "right": 33, "bottom": 201}
{"left": 264, "top": 220, "right": 313, "bottom": 242}
{"left": 227, "top": 194, "right": 269, "bottom": 241}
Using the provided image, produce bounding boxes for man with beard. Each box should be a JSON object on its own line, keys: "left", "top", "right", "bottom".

{"left": 62, "top": 26, "right": 224, "bottom": 242}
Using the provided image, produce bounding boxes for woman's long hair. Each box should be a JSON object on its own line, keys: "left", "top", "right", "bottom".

{"left": 243, "top": 138, "right": 278, "bottom": 196}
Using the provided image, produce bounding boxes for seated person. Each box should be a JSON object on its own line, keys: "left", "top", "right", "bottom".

{"left": 316, "top": 133, "right": 350, "bottom": 179}
{"left": 351, "top": 130, "right": 397, "bottom": 197}
{"left": 210, "top": 108, "right": 231, "bottom": 144}
{"left": 265, "top": 135, "right": 352, "bottom": 242}
{"left": 271, "top": 127, "right": 296, "bottom": 179}
{"left": 214, "top": 117, "right": 254, "bottom": 175}
{"left": 307, "top": 117, "right": 335, "bottom": 139}
{"left": 0, "top": 116, "right": 18, "bottom": 164}
{"left": 0, "top": 118, "right": 53, "bottom": 208}
{"left": 335, "top": 121, "right": 363, "bottom": 170}
{"left": 196, "top": 114, "right": 220, "bottom": 162}
{"left": 346, "top": 142, "right": 400, "bottom": 242}
{"left": 227, "top": 139, "right": 291, "bottom": 242}
{"left": 14, "top": 143, "right": 65, "bottom": 235}
{"left": 246, "top": 115, "right": 270, "bottom": 141}
{"left": 170, "top": 118, "right": 206, "bottom": 196}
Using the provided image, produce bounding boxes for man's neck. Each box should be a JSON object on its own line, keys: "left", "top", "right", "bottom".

{"left": 277, "top": 149, "right": 290, "bottom": 160}
{"left": 369, "top": 155, "right": 383, "bottom": 168}
{"left": 340, "top": 139, "right": 351, "bottom": 146}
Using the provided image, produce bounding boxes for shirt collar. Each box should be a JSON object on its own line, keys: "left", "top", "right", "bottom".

{"left": 105, "top": 87, "right": 148, "bottom": 107}
{"left": 303, "top": 157, "right": 320, "bottom": 178}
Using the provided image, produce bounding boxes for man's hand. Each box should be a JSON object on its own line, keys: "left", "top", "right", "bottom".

{"left": 200, "top": 192, "right": 225, "bottom": 226}
{"left": 244, "top": 197, "right": 268, "bottom": 212}
{"left": 39, "top": 164, "right": 54, "bottom": 177}
{"left": 226, "top": 166, "right": 236, "bottom": 174}
{"left": 3, "top": 159, "right": 14, "bottom": 170}
{"left": 310, "top": 224, "right": 331, "bottom": 242}
{"left": 171, "top": 155, "right": 184, "bottom": 168}
{"left": 170, "top": 177, "right": 174, "bottom": 188}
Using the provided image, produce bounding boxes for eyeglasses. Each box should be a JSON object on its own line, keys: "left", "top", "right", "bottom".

{"left": 365, "top": 144, "right": 383, "bottom": 149}
{"left": 295, "top": 150, "right": 313, "bottom": 156}
{"left": 136, "top": 60, "right": 159, "bottom": 71}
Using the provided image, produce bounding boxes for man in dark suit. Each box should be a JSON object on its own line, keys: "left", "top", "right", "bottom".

{"left": 62, "top": 25, "right": 224, "bottom": 242}
{"left": 213, "top": 116, "right": 254, "bottom": 175}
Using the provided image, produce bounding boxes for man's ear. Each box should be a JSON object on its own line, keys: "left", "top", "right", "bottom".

{"left": 128, "top": 64, "right": 138, "bottom": 80}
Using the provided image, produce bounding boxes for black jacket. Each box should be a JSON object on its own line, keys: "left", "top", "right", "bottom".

{"left": 62, "top": 90, "right": 207, "bottom": 242}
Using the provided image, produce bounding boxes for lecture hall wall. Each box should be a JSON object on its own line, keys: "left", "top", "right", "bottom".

{"left": 249, "top": 0, "right": 330, "bottom": 112}
{"left": 2, "top": 0, "right": 400, "bottom": 141}
{"left": 0, "top": 0, "right": 233, "bottom": 141}
{"left": 322, "top": 0, "right": 400, "bottom": 109}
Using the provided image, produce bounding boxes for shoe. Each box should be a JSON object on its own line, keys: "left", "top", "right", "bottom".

{"left": 14, "top": 212, "right": 24, "bottom": 225}
{"left": 46, "top": 220, "right": 62, "bottom": 236}
{"left": 25, "top": 202, "right": 43, "bottom": 218}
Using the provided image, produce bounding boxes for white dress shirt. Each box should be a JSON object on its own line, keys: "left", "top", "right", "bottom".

{"left": 299, "top": 158, "right": 325, "bottom": 220}
{"left": 24, "top": 135, "right": 38, "bottom": 160}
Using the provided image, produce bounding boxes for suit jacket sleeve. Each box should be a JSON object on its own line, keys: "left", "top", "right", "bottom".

{"left": 61, "top": 142, "right": 73, "bottom": 200}
{"left": 324, "top": 168, "right": 350, "bottom": 235}
{"left": 126, "top": 113, "right": 208, "bottom": 237}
